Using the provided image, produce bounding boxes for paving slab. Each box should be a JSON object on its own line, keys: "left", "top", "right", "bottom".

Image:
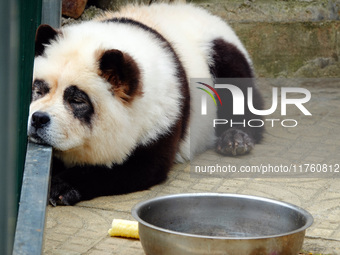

{"left": 43, "top": 81, "right": 340, "bottom": 255}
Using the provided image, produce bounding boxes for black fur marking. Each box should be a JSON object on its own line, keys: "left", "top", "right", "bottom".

{"left": 209, "top": 38, "right": 254, "bottom": 78}
{"left": 99, "top": 50, "right": 125, "bottom": 76}
{"left": 98, "top": 49, "right": 142, "bottom": 103}
{"left": 31, "top": 79, "right": 50, "bottom": 101}
{"left": 35, "top": 24, "right": 59, "bottom": 57}
{"left": 50, "top": 127, "right": 180, "bottom": 205}
{"left": 103, "top": 17, "right": 190, "bottom": 140}
{"left": 63, "top": 85, "right": 94, "bottom": 126}
{"left": 209, "top": 38, "right": 264, "bottom": 150}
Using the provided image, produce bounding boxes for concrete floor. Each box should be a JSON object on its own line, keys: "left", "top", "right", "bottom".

{"left": 42, "top": 80, "right": 340, "bottom": 255}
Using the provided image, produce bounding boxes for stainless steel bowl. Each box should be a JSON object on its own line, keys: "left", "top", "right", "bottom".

{"left": 132, "top": 193, "right": 313, "bottom": 255}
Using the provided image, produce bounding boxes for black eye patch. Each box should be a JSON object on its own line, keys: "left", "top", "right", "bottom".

{"left": 63, "top": 85, "right": 94, "bottom": 126}
{"left": 32, "top": 79, "right": 50, "bottom": 101}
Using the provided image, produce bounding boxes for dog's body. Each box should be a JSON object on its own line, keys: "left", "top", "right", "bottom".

{"left": 28, "top": 3, "right": 263, "bottom": 205}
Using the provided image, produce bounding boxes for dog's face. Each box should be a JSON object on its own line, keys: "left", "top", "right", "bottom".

{"left": 28, "top": 24, "right": 142, "bottom": 167}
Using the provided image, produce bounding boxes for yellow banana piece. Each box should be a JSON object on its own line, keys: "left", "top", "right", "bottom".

{"left": 108, "top": 219, "right": 139, "bottom": 239}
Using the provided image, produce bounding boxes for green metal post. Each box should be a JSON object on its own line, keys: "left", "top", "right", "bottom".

{"left": 0, "top": 0, "right": 19, "bottom": 254}
{"left": 0, "top": 0, "right": 42, "bottom": 254}
{"left": 17, "top": 0, "right": 43, "bottom": 200}
{"left": 12, "top": 0, "right": 61, "bottom": 254}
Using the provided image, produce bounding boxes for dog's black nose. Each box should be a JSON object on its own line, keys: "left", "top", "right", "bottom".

{"left": 31, "top": 111, "right": 50, "bottom": 129}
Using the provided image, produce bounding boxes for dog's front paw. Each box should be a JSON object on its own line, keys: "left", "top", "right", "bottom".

{"left": 216, "top": 128, "right": 254, "bottom": 156}
{"left": 49, "top": 177, "right": 82, "bottom": 206}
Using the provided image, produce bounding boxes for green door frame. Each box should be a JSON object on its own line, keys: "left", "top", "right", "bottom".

{"left": 0, "top": 0, "right": 20, "bottom": 254}
{"left": 1, "top": 0, "right": 61, "bottom": 254}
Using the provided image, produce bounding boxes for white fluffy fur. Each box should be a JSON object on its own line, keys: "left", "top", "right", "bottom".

{"left": 28, "top": 3, "right": 252, "bottom": 167}
{"left": 106, "top": 3, "right": 252, "bottom": 161}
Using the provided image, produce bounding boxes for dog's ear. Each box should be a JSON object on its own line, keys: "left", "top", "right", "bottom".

{"left": 97, "top": 49, "right": 142, "bottom": 103}
{"left": 35, "top": 24, "right": 59, "bottom": 56}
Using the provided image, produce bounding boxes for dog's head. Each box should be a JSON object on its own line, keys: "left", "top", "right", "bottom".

{"left": 28, "top": 24, "right": 142, "bottom": 167}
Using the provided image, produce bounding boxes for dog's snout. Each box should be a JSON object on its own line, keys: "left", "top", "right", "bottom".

{"left": 31, "top": 111, "right": 50, "bottom": 129}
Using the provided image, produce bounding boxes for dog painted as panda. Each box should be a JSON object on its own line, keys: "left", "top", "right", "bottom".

{"left": 28, "top": 3, "right": 264, "bottom": 205}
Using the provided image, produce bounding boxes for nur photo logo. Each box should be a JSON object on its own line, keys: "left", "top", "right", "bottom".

{"left": 196, "top": 82, "right": 222, "bottom": 115}
{"left": 196, "top": 80, "right": 312, "bottom": 128}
